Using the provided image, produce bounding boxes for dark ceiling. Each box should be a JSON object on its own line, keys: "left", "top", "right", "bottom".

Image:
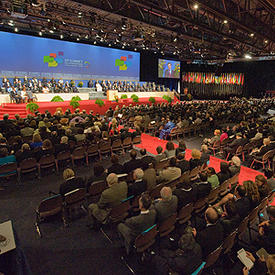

{"left": 0, "top": 0, "right": 274, "bottom": 61}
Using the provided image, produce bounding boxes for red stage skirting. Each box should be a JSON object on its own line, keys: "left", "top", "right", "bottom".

{"left": 0, "top": 97, "right": 172, "bottom": 119}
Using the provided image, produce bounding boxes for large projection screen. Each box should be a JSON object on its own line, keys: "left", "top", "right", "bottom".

{"left": 0, "top": 32, "right": 140, "bottom": 81}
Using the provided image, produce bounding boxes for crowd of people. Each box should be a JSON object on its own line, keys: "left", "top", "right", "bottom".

{"left": 1, "top": 77, "right": 171, "bottom": 104}
{"left": 0, "top": 97, "right": 274, "bottom": 274}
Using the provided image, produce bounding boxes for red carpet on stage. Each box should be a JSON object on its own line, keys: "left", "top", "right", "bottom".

{"left": 0, "top": 97, "right": 172, "bottom": 119}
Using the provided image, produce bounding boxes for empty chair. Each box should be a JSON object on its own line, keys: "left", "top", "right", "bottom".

{"left": 18, "top": 157, "right": 38, "bottom": 181}
{"left": 204, "top": 246, "right": 223, "bottom": 270}
{"left": 111, "top": 139, "right": 123, "bottom": 154}
{"left": 55, "top": 150, "right": 72, "bottom": 171}
{"left": 223, "top": 230, "right": 237, "bottom": 255}
{"left": 177, "top": 203, "right": 193, "bottom": 224}
{"left": 86, "top": 143, "right": 99, "bottom": 164}
{"left": 99, "top": 140, "right": 112, "bottom": 159}
{"left": 87, "top": 180, "right": 107, "bottom": 202}
{"left": 0, "top": 162, "right": 17, "bottom": 180}
{"left": 63, "top": 188, "right": 86, "bottom": 226}
{"left": 158, "top": 213, "right": 177, "bottom": 237}
{"left": 132, "top": 136, "right": 141, "bottom": 145}
{"left": 134, "top": 224, "right": 158, "bottom": 253}
{"left": 37, "top": 154, "right": 56, "bottom": 177}
{"left": 35, "top": 194, "right": 63, "bottom": 237}
{"left": 122, "top": 137, "right": 132, "bottom": 152}
{"left": 71, "top": 147, "right": 86, "bottom": 167}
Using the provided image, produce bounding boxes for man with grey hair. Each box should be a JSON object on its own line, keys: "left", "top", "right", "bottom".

{"left": 153, "top": 186, "right": 178, "bottom": 222}
{"left": 127, "top": 168, "right": 147, "bottom": 196}
{"left": 87, "top": 173, "right": 128, "bottom": 229}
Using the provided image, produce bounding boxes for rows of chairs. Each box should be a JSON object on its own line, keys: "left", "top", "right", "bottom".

{"left": 0, "top": 136, "right": 142, "bottom": 182}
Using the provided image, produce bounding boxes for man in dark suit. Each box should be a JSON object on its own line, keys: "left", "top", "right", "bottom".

{"left": 176, "top": 152, "right": 190, "bottom": 173}
{"left": 173, "top": 177, "right": 197, "bottom": 210}
{"left": 164, "top": 63, "right": 175, "bottom": 78}
{"left": 106, "top": 154, "right": 124, "bottom": 175}
{"left": 153, "top": 187, "right": 178, "bottom": 223}
{"left": 140, "top": 148, "right": 156, "bottom": 168}
{"left": 223, "top": 133, "right": 243, "bottom": 157}
{"left": 192, "top": 207, "right": 224, "bottom": 257}
{"left": 88, "top": 173, "right": 128, "bottom": 228}
{"left": 127, "top": 168, "right": 147, "bottom": 197}
{"left": 117, "top": 193, "right": 156, "bottom": 254}
{"left": 123, "top": 149, "right": 143, "bottom": 174}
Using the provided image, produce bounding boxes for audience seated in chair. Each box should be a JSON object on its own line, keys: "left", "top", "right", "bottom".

{"left": 265, "top": 169, "right": 275, "bottom": 192}
{"left": 175, "top": 140, "right": 187, "bottom": 157}
{"left": 176, "top": 152, "right": 190, "bottom": 173}
{"left": 117, "top": 192, "right": 156, "bottom": 255}
{"left": 196, "top": 172, "right": 212, "bottom": 199}
{"left": 139, "top": 148, "right": 156, "bottom": 168}
{"left": 59, "top": 168, "right": 85, "bottom": 196}
{"left": 217, "top": 162, "right": 231, "bottom": 184}
{"left": 87, "top": 163, "right": 107, "bottom": 190}
{"left": 207, "top": 167, "right": 220, "bottom": 189}
{"left": 255, "top": 174, "right": 270, "bottom": 199}
{"left": 153, "top": 186, "right": 178, "bottom": 223}
{"left": 192, "top": 207, "right": 224, "bottom": 258}
{"left": 142, "top": 162, "right": 157, "bottom": 192}
{"left": 106, "top": 154, "right": 124, "bottom": 175}
{"left": 127, "top": 168, "right": 147, "bottom": 197}
{"left": 157, "top": 157, "right": 181, "bottom": 183}
{"left": 200, "top": 144, "right": 210, "bottom": 164}
{"left": 229, "top": 156, "right": 241, "bottom": 176}
{"left": 154, "top": 146, "right": 166, "bottom": 163}
{"left": 189, "top": 149, "right": 203, "bottom": 171}
{"left": 164, "top": 141, "right": 176, "bottom": 158}
{"left": 87, "top": 173, "right": 127, "bottom": 229}
{"left": 123, "top": 149, "right": 143, "bottom": 174}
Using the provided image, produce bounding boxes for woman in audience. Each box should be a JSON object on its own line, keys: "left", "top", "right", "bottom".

{"left": 155, "top": 146, "right": 166, "bottom": 163}
{"left": 189, "top": 149, "right": 202, "bottom": 170}
{"left": 243, "top": 180, "right": 261, "bottom": 208}
{"left": 220, "top": 200, "right": 240, "bottom": 236}
{"left": 164, "top": 141, "right": 176, "bottom": 158}
{"left": 204, "top": 129, "right": 221, "bottom": 145}
{"left": 0, "top": 147, "right": 16, "bottom": 166}
{"left": 35, "top": 139, "right": 54, "bottom": 161}
{"left": 217, "top": 162, "right": 231, "bottom": 184}
{"left": 229, "top": 156, "right": 241, "bottom": 176}
{"left": 59, "top": 168, "right": 85, "bottom": 196}
{"left": 175, "top": 140, "right": 186, "bottom": 157}
{"left": 30, "top": 133, "right": 43, "bottom": 149}
{"left": 207, "top": 167, "right": 220, "bottom": 189}
{"left": 255, "top": 174, "right": 270, "bottom": 199}
{"left": 15, "top": 143, "right": 34, "bottom": 164}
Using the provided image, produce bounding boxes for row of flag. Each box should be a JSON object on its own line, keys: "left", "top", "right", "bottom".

{"left": 182, "top": 72, "right": 244, "bottom": 85}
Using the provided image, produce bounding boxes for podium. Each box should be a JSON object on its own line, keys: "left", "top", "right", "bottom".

{"left": 107, "top": 90, "right": 118, "bottom": 101}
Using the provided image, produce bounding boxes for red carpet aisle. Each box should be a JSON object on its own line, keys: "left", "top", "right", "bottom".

{"left": 0, "top": 97, "right": 172, "bottom": 119}
{"left": 135, "top": 133, "right": 274, "bottom": 205}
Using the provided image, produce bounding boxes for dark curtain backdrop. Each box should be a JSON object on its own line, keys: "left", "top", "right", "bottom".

{"left": 140, "top": 52, "right": 275, "bottom": 99}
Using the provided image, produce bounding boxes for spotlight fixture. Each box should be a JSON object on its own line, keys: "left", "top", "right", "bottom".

{"left": 244, "top": 54, "right": 252, "bottom": 59}
{"left": 60, "top": 34, "right": 64, "bottom": 39}
{"left": 49, "top": 30, "right": 54, "bottom": 33}
{"left": 193, "top": 4, "right": 199, "bottom": 9}
{"left": 39, "top": 31, "right": 42, "bottom": 36}
{"left": 77, "top": 37, "right": 80, "bottom": 41}
{"left": 250, "top": 33, "right": 254, "bottom": 37}
{"left": 223, "top": 20, "right": 228, "bottom": 24}
{"left": 173, "top": 37, "right": 178, "bottom": 42}
{"left": 94, "top": 41, "right": 96, "bottom": 44}
{"left": 264, "top": 40, "right": 268, "bottom": 43}
{"left": 14, "top": 27, "right": 18, "bottom": 32}
{"left": 134, "top": 48, "right": 137, "bottom": 51}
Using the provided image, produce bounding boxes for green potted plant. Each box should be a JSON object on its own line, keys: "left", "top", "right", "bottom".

{"left": 70, "top": 100, "right": 80, "bottom": 109}
{"left": 26, "top": 102, "right": 39, "bottom": 113}
{"left": 162, "top": 95, "right": 172, "bottom": 103}
{"left": 78, "top": 81, "right": 83, "bottom": 87}
{"left": 95, "top": 98, "right": 105, "bottom": 107}
{"left": 51, "top": 95, "right": 64, "bottom": 102}
{"left": 71, "top": 95, "right": 82, "bottom": 102}
{"left": 149, "top": 97, "right": 156, "bottom": 104}
{"left": 120, "top": 94, "right": 128, "bottom": 99}
{"left": 131, "top": 94, "right": 139, "bottom": 103}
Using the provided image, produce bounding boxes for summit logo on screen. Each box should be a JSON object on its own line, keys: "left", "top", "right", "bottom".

{"left": 43, "top": 52, "right": 64, "bottom": 67}
{"left": 115, "top": 55, "right": 132, "bottom": 71}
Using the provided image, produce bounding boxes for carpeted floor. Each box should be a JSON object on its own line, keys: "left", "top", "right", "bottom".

{"left": 0, "top": 133, "right": 273, "bottom": 275}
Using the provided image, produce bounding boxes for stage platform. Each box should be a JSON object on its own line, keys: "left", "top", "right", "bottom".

{"left": 0, "top": 97, "right": 177, "bottom": 119}
{"left": 0, "top": 90, "right": 174, "bottom": 104}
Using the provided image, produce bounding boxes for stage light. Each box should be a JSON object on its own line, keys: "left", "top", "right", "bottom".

{"left": 250, "top": 33, "right": 254, "bottom": 37}
{"left": 94, "top": 41, "right": 96, "bottom": 44}
{"left": 244, "top": 54, "right": 252, "bottom": 59}
{"left": 39, "top": 31, "right": 42, "bottom": 36}
{"left": 223, "top": 20, "right": 228, "bottom": 24}
{"left": 108, "top": 43, "right": 111, "bottom": 46}
{"left": 85, "top": 34, "right": 89, "bottom": 39}
{"left": 49, "top": 30, "right": 54, "bottom": 33}
{"left": 193, "top": 4, "right": 199, "bottom": 9}
{"left": 122, "top": 45, "right": 125, "bottom": 49}
{"left": 264, "top": 40, "right": 268, "bottom": 43}
{"left": 47, "top": 19, "right": 51, "bottom": 22}
{"left": 113, "top": 29, "right": 117, "bottom": 32}
{"left": 134, "top": 48, "right": 137, "bottom": 51}
{"left": 77, "top": 37, "right": 80, "bottom": 41}
{"left": 60, "top": 34, "right": 64, "bottom": 39}
{"left": 173, "top": 37, "right": 177, "bottom": 42}
{"left": 14, "top": 27, "right": 18, "bottom": 32}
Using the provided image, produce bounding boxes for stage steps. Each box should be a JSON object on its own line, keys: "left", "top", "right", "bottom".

{"left": 0, "top": 103, "right": 28, "bottom": 119}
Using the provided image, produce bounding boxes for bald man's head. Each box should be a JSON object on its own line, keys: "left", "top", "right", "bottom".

{"left": 160, "top": 187, "right": 172, "bottom": 201}
{"left": 205, "top": 207, "right": 219, "bottom": 224}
